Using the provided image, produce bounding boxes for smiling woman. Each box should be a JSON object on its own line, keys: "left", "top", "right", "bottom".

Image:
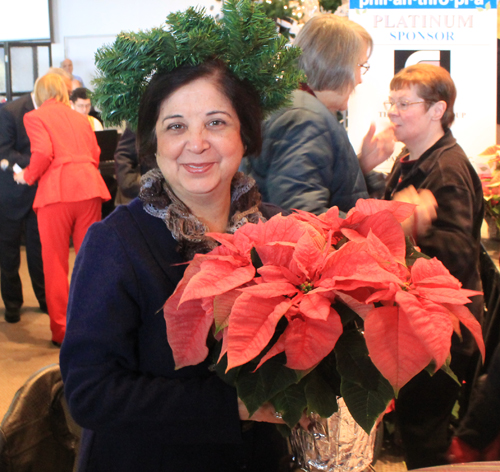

{"left": 153, "top": 75, "right": 246, "bottom": 232}
{"left": 58, "top": 2, "right": 302, "bottom": 471}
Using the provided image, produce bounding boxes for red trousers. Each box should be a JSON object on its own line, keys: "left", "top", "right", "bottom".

{"left": 37, "top": 198, "right": 102, "bottom": 343}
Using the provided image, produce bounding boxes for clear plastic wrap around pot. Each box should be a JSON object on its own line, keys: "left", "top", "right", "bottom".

{"left": 289, "top": 397, "right": 377, "bottom": 472}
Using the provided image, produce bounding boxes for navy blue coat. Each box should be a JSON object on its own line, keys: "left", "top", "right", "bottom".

{"left": 244, "top": 90, "right": 368, "bottom": 215}
{"left": 60, "top": 198, "right": 287, "bottom": 472}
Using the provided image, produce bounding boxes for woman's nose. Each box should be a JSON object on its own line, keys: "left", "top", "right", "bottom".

{"left": 387, "top": 103, "right": 398, "bottom": 118}
{"left": 187, "top": 128, "right": 209, "bottom": 153}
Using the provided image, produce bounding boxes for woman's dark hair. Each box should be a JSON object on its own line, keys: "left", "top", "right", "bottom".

{"left": 137, "top": 59, "right": 262, "bottom": 167}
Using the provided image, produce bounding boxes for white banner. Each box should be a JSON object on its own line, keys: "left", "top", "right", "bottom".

{"left": 348, "top": 0, "right": 497, "bottom": 170}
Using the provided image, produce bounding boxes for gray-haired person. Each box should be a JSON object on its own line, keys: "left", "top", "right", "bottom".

{"left": 245, "top": 14, "right": 394, "bottom": 215}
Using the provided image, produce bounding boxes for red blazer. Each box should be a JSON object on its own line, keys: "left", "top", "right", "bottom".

{"left": 23, "top": 99, "right": 111, "bottom": 210}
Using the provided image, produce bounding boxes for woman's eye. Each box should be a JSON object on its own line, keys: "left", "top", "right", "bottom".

{"left": 208, "top": 119, "right": 225, "bottom": 127}
{"left": 166, "top": 123, "right": 184, "bottom": 131}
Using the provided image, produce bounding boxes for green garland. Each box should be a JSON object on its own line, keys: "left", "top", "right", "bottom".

{"left": 92, "top": 0, "right": 304, "bottom": 129}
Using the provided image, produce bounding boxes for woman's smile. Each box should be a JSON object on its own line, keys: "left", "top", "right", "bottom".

{"left": 155, "top": 76, "right": 244, "bottom": 207}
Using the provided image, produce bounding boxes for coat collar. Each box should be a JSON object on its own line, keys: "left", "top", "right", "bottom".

{"left": 126, "top": 198, "right": 188, "bottom": 284}
{"left": 399, "top": 129, "right": 456, "bottom": 176}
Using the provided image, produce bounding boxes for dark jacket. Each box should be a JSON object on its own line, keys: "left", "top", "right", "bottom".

{"left": 0, "top": 94, "right": 37, "bottom": 220}
{"left": 114, "top": 127, "right": 154, "bottom": 205}
{"left": 384, "top": 129, "right": 484, "bottom": 322}
{"left": 244, "top": 90, "right": 368, "bottom": 215}
{"left": 60, "top": 198, "right": 287, "bottom": 472}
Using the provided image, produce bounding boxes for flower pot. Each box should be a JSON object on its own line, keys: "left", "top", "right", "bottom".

{"left": 289, "top": 398, "right": 378, "bottom": 472}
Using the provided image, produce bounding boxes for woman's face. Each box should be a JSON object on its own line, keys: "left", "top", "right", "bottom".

{"left": 155, "top": 77, "right": 244, "bottom": 207}
{"left": 317, "top": 42, "right": 369, "bottom": 112}
{"left": 387, "top": 85, "right": 436, "bottom": 146}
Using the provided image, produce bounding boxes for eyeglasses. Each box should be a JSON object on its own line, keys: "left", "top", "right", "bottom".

{"left": 358, "top": 62, "right": 370, "bottom": 75}
{"left": 383, "top": 100, "right": 431, "bottom": 112}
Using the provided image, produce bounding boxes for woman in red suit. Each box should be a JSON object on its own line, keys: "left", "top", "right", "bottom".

{"left": 14, "top": 73, "right": 111, "bottom": 346}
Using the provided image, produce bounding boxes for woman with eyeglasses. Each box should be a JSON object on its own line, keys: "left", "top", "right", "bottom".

{"left": 384, "top": 64, "right": 484, "bottom": 470}
{"left": 243, "top": 14, "right": 394, "bottom": 215}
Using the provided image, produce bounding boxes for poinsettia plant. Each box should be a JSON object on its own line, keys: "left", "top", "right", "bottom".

{"left": 164, "top": 199, "right": 484, "bottom": 434}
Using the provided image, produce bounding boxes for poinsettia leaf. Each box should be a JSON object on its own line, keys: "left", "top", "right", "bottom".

{"left": 213, "top": 289, "right": 242, "bottom": 334}
{"left": 299, "top": 292, "right": 331, "bottom": 321}
{"left": 313, "top": 349, "right": 342, "bottom": 394}
{"left": 271, "top": 382, "right": 308, "bottom": 428}
{"left": 410, "top": 257, "right": 453, "bottom": 281}
{"left": 236, "top": 353, "right": 300, "bottom": 417}
{"left": 340, "top": 374, "right": 394, "bottom": 434}
{"left": 226, "top": 294, "right": 292, "bottom": 370}
{"left": 181, "top": 259, "right": 255, "bottom": 304}
{"left": 257, "top": 243, "right": 296, "bottom": 269}
{"left": 302, "top": 369, "right": 339, "bottom": 418}
{"left": 261, "top": 213, "right": 308, "bottom": 243}
{"left": 346, "top": 211, "right": 406, "bottom": 265}
{"left": 164, "top": 295, "right": 213, "bottom": 369}
{"left": 212, "top": 349, "right": 241, "bottom": 387}
{"left": 293, "top": 230, "right": 326, "bottom": 278}
{"left": 353, "top": 198, "right": 416, "bottom": 223}
{"left": 396, "top": 291, "right": 453, "bottom": 369}
{"left": 333, "top": 295, "right": 372, "bottom": 322}
{"left": 284, "top": 308, "right": 343, "bottom": 370}
{"left": 205, "top": 232, "right": 238, "bottom": 252}
{"left": 364, "top": 305, "right": 433, "bottom": 392}
{"left": 335, "top": 329, "right": 381, "bottom": 391}
{"left": 321, "top": 247, "right": 403, "bottom": 293}
{"left": 254, "top": 332, "right": 286, "bottom": 370}
{"left": 445, "top": 304, "right": 485, "bottom": 360}
{"left": 438, "top": 356, "right": 461, "bottom": 386}
{"left": 240, "top": 282, "right": 298, "bottom": 298}
{"left": 412, "top": 286, "right": 476, "bottom": 305}
{"left": 291, "top": 209, "right": 333, "bottom": 237}
{"left": 405, "top": 236, "right": 430, "bottom": 266}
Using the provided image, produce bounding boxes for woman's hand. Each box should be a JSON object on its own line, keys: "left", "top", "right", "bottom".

{"left": 393, "top": 185, "right": 437, "bottom": 239}
{"left": 359, "top": 123, "right": 395, "bottom": 175}
{"left": 13, "top": 169, "right": 27, "bottom": 185}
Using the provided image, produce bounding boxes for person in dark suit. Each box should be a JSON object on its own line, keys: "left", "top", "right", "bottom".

{"left": 114, "top": 126, "right": 154, "bottom": 205}
{"left": 0, "top": 93, "right": 46, "bottom": 323}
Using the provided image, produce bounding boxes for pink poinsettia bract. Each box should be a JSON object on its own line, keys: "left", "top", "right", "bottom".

{"left": 164, "top": 199, "right": 484, "bottom": 392}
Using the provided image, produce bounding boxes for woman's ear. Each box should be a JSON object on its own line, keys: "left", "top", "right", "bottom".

{"left": 431, "top": 100, "right": 447, "bottom": 122}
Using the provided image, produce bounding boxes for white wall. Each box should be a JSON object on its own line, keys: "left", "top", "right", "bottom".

{"left": 49, "top": 0, "right": 222, "bottom": 89}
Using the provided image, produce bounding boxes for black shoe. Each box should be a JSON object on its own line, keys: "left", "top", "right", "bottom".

{"left": 51, "top": 340, "right": 62, "bottom": 348}
{"left": 5, "top": 310, "right": 21, "bottom": 323}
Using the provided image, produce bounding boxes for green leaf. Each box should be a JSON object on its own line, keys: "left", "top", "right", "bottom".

{"left": 405, "top": 236, "right": 430, "bottom": 266}
{"left": 333, "top": 300, "right": 360, "bottom": 326}
{"left": 302, "top": 369, "right": 339, "bottom": 418}
{"left": 335, "top": 329, "right": 380, "bottom": 391}
{"left": 235, "top": 354, "right": 300, "bottom": 416}
{"left": 340, "top": 375, "right": 394, "bottom": 434}
{"left": 271, "top": 382, "right": 308, "bottom": 428}
{"left": 251, "top": 247, "right": 263, "bottom": 271}
{"left": 440, "top": 362, "right": 460, "bottom": 386}
{"left": 214, "top": 352, "right": 241, "bottom": 387}
{"left": 319, "top": 0, "right": 342, "bottom": 13}
{"left": 274, "top": 423, "right": 292, "bottom": 437}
